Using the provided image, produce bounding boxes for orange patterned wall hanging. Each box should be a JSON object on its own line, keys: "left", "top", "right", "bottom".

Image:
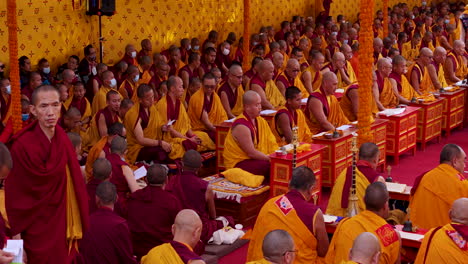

{"left": 6, "top": 0, "right": 21, "bottom": 132}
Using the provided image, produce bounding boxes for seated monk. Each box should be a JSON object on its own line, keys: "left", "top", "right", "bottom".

{"left": 373, "top": 58, "right": 398, "bottom": 110}
{"left": 305, "top": 71, "right": 350, "bottom": 134}
{"left": 420, "top": 31, "right": 435, "bottom": 51}
{"left": 414, "top": 198, "right": 468, "bottom": 263}
{"left": 198, "top": 47, "right": 218, "bottom": 78}
{"left": 278, "top": 40, "right": 290, "bottom": 68}
{"left": 91, "top": 70, "right": 120, "bottom": 114}
{"left": 388, "top": 55, "right": 416, "bottom": 105}
{"left": 0, "top": 78, "right": 11, "bottom": 127}
{"left": 444, "top": 40, "right": 468, "bottom": 85}
{"left": 187, "top": 73, "right": 227, "bottom": 141}
{"left": 170, "top": 150, "right": 231, "bottom": 244}
{"left": 215, "top": 42, "right": 232, "bottom": 76}
{"left": 79, "top": 182, "right": 137, "bottom": 264}
{"left": 291, "top": 45, "right": 310, "bottom": 71}
{"left": 168, "top": 46, "right": 186, "bottom": 77}
{"left": 58, "top": 107, "right": 82, "bottom": 134}
{"left": 334, "top": 50, "right": 360, "bottom": 121}
{"left": 119, "top": 65, "right": 140, "bottom": 101}
{"left": 106, "top": 136, "right": 141, "bottom": 217}
{"left": 223, "top": 91, "right": 278, "bottom": 178}
{"left": 88, "top": 63, "right": 108, "bottom": 102}
{"left": 127, "top": 164, "right": 182, "bottom": 260}
{"left": 180, "top": 38, "right": 190, "bottom": 64}
{"left": 156, "top": 76, "right": 214, "bottom": 160}
{"left": 271, "top": 52, "right": 284, "bottom": 80}
{"left": 118, "top": 44, "right": 138, "bottom": 66}
{"left": 182, "top": 77, "right": 201, "bottom": 109}
{"left": 179, "top": 52, "right": 201, "bottom": 90}
{"left": 87, "top": 158, "right": 112, "bottom": 215}
{"left": 401, "top": 33, "right": 421, "bottom": 63}
{"left": 426, "top": 47, "right": 449, "bottom": 91}
{"left": 64, "top": 82, "right": 91, "bottom": 126}
{"left": 137, "top": 56, "right": 153, "bottom": 85}
{"left": 84, "top": 90, "right": 122, "bottom": 151}
{"left": 409, "top": 48, "right": 435, "bottom": 95}
{"left": 345, "top": 232, "right": 381, "bottom": 264}
{"left": 264, "top": 41, "right": 280, "bottom": 61}
{"left": 372, "top": 38, "right": 384, "bottom": 65}
{"left": 247, "top": 166, "right": 329, "bottom": 263}
{"left": 141, "top": 209, "right": 206, "bottom": 264}
{"left": 325, "top": 182, "right": 401, "bottom": 264}
{"left": 409, "top": 144, "right": 468, "bottom": 229}
{"left": 243, "top": 57, "right": 264, "bottom": 89}
{"left": 248, "top": 60, "right": 285, "bottom": 109}
{"left": 21, "top": 71, "right": 42, "bottom": 102}
{"left": 325, "top": 34, "right": 340, "bottom": 63}
{"left": 302, "top": 51, "right": 326, "bottom": 94}
{"left": 273, "top": 86, "right": 312, "bottom": 145}
{"left": 218, "top": 64, "right": 245, "bottom": 119}
{"left": 210, "top": 67, "right": 223, "bottom": 89}
{"left": 124, "top": 84, "right": 171, "bottom": 164}
{"left": 119, "top": 98, "right": 135, "bottom": 120}
{"left": 137, "top": 39, "right": 152, "bottom": 63}
{"left": 327, "top": 142, "right": 385, "bottom": 217}
{"left": 276, "top": 58, "right": 308, "bottom": 96}
{"left": 246, "top": 229, "right": 297, "bottom": 264}
{"left": 149, "top": 62, "right": 169, "bottom": 98}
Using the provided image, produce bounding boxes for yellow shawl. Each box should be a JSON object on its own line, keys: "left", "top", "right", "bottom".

{"left": 445, "top": 52, "right": 468, "bottom": 85}
{"left": 400, "top": 74, "right": 417, "bottom": 100}
{"left": 141, "top": 243, "right": 184, "bottom": 264}
{"left": 303, "top": 66, "right": 323, "bottom": 92}
{"left": 337, "top": 61, "right": 358, "bottom": 89}
{"left": 402, "top": 42, "right": 420, "bottom": 62}
{"left": 277, "top": 71, "right": 309, "bottom": 97}
{"left": 409, "top": 63, "right": 436, "bottom": 94}
{"left": 272, "top": 106, "right": 312, "bottom": 145}
{"left": 187, "top": 89, "right": 227, "bottom": 131}
{"left": 118, "top": 79, "right": 138, "bottom": 101}
{"left": 436, "top": 62, "right": 449, "bottom": 88}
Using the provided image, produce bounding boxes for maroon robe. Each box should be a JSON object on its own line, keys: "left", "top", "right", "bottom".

{"left": 86, "top": 75, "right": 103, "bottom": 103}
{"left": 78, "top": 207, "right": 136, "bottom": 264}
{"left": 21, "top": 85, "right": 34, "bottom": 102}
{"left": 275, "top": 30, "right": 286, "bottom": 41}
{"left": 86, "top": 178, "right": 102, "bottom": 215}
{"left": 178, "top": 65, "right": 199, "bottom": 81}
{"left": 307, "top": 88, "right": 330, "bottom": 118}
{"left": 285, "top": 189, "right": 320, "bottom": 234}
{"left": 106, "top": 153, "right": 131, "bottom": 217}
{"left": 341, "top": 160, "right": 381, "bottom": 208}
{"left": 0, "top": 93, "right": 10, "bottom": 124}
{"left": 215, "top": 52, "right": 232, "bottom": 76}
{"left": 119, "top": 54, "right": 137, "bottom": 66}
{"left": 149, "top": 75, "right": 165, "bottom": 90}
{"left": 96, "top": 106, "right": 120, "bottom": 130}
{"left": 250, "top": 74, "right": 267, "bottom": 90}
{"left": 274, "top": 104, "right": 297, "bottom": 138}
{"left": 127, "top": 186, "right": 182, "bottom": 259}
{"left": 70, "top": 97, "right": 89, "bottom": 117}
{"left": 389, "top": 72, "right": 403, "bottom": 93}
{"left": 171, "top": 241, "right": 203, "bottom": 264}
{"left": 276, "top": 73, "right": 295, "bottom": 88}
{"left": 199, "top": 60, "right": 217, "bottom": 76}
{"left": 5, "top": 121, "right": 89, "bottom": 264}
{"left": 217, "top": 82, "right": 239, "bottom": 111}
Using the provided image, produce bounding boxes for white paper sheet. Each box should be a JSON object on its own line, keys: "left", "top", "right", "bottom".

{"left": 336, "top": 125, "right": 352, "bottom": 130}
{"left": 335, "top": 88, "right": 345, "bottom": 93}
{"left": 301, "top": 98, "right": 308, "bottom": 103}
{"left": 224, "top": 117, "right": 236, "bottom": 123}
{"left": 323, "top": 215, "right": 338, "bottom": 223}
{"left": 166, "top": 119, "right": 176, "bottom": 126}
{"left": 378, "top": 108, "right": 405, "bottom": 116}
{"left": 386, "top": 182, "right": 407, "bottom": 193}
{"left": 3, "top": 240, "right": 23, "bottom": 264}
{"left": 312, "top": 132, "right": 327, "bottom": 138}
{"left": 260, "top": 109, "right": 277, "bottom": 115}
{"left": 397, "top": 231, "right": 424, "bottom": 241}
{"left": 134, "top": 166, "right": 147, "bottom": 180}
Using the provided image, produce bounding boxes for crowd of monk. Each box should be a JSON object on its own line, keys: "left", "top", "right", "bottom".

{"left": 0, "top": 1, "right": 467, "bottom": 263}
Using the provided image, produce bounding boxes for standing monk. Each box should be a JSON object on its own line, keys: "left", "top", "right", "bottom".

{"left": 6, "top": 85, "right": 89, "bottom": 263}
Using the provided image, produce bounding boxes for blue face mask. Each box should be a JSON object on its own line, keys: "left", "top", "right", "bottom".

{"left": 21, "top": 114, "right": 29, "bottom": 121}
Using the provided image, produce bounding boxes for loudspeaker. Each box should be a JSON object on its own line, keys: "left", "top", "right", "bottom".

{"left": 87, "top": 0, "right": 115, "bottom": 16}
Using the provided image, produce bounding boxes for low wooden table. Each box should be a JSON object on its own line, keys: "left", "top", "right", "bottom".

{"left": 269, "top": 144, "right": 326, "bottom": 205}
{"left": 439, "top": 88, "right": 465, "bottom": 136}
{"left": 409, "top": 99, "right": 444, "bottom": 150}
{"left": 378, "top": 106, "right": 419, "bottom": 165}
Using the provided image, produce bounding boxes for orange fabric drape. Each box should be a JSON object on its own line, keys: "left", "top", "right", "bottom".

{"left": 383, "top": 0, "right": 389, "bottom": 38}
{"left": 6, "top": 0, "right": 21, "bottom": 133}
{"left": 242, "top": 0, "right": 251, "bottom": 71}
{"left": 357, "top": 0, "right": 375, "bottom": 145}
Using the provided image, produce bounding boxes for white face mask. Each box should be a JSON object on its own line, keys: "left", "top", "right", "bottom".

{"left": 193, "top": 45, "right": 200, "bottom": 51}
{"left": 222, "top": 48, "right": 230, "bottom": 56}
{"left": 422, "top": 1, "right": 426, "bottom": 6}
{"left": 445, "top": 19, "right": 450, "bottom": 24}
{"left": 411, "top": 15, "right": 415, "bottom": 20}
{"left": 5, "top": 85, "right": 11, "bottom": 95}
{"left": 92, "top": 66, "right": 97, "bottom": 76}
{"left": 343, "top": 39, "right": 348, "bottom": 45}
{"left": 131, "top": 51, "right": 137, "bottom": 58}
{"left": 252, "top": 42, "right": 259, "bottom": 46}
{"left": 110, "top": 78, "right": 117, "bottom": 87}
{"left": 133, "top": 75, "right": 140, "bottom": 83}
{"left": 403, "top": 68, "right": 408, "bottom": 74}
{"left": 187, "top": 45, "right": 192, "bottom": 51}
{"left": 43, "top": 67, "right": 50, "bottom": 74}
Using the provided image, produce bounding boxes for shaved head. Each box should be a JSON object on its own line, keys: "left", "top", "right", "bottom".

{"left": 93, "top": 158, "right": 112, "bottom": 181}
{"left": 377, "top": 58, "right": 392, "bottom": 70}
{"left": 434, "top": 46, "right": 446, "bottom": 56}
{"left": 146, "top": 164, "right": 168, "bottom": 185}
{"left": 64, "top": 106, "right": 81, "bottom": 119}
{"left": 373, "top": 37, "right": 383, "bottom": 46}
{"left": 174, "top": 209, "right": 202, "bottom": 232}
{"left": 262, "top": 230, "right": 295, "bottom": 261}
{"left": 229, "top": 64, "right": 242, "bottom": 74}
{"left": 96, "top": 181, "right": 117, "bottom": 206}
{"left": 364, "top": 182, "right": 389, "bottom": 212}
{"left": 258, "top": 60, "right": 274, "bottom": 72}
{"left": 286, "top": 58, "right": 300, "bottom": 68}
{"left": 359, "top": 142, "right": 380, "bottom": 161}
{"left": 419, "top": 47, "right": 432, "bottom": 58}
{"left": 349, "top": 232, "right": 381, "bottom": 264}
{"left": 450, "top": 198, "right": 468, "bottom": 225}
{"left": 182, "top": 150, "right": 203, "bottom": 169}
{"left": 332, "top": 52, "right": 345, "bottom": 62}
{"left": 323, "top": 71, "right": 337, "bottom": 82}
{"left": 110, "top": 136, "right": 127, "bottom": 155}
{"left": 243, "top": 90, "right": 260, "bottom": 105}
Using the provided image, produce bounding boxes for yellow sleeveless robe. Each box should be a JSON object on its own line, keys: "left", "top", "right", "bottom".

{"left": 83, "top": 110, "right": 121, "bottom": 152}
{"left": 409, "top": 63, "right": 436, "bottom": 94}
{"left": 277, "top": 71, "right": 309, "bottom": 97}
{"left": 118, "top": 79, "right": 137, "bottom": 101}
{"left": 399, "top": 74, "right": 417, "bottom": 100}
{"left": 63, "top": 96, "right": 92, "bottom": 123}
{"left": 436, "top": 63, "right": 449, "bottom": 88}
{"left": 402, "top": 42, "right": 420, "bottom": 62}
{"left": 247, "top": 79, "right": 286, "bottom": 108}
{"left": 187, "top": 88, "right": 227, "bottom": 131}
{"left": 141, "top": 243, "right": 184, "bottom": 264}
{"left": 272, "top": 106, "right": 312, "bottom": 145}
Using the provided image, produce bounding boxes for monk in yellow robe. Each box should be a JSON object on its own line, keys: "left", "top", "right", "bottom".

{"left": 409, "top": 48, "right": 435, "bottom": 95}
{"left": 168, "top": 47, "right": 186, "bottom": 77}
{"left": 290, "top": 45, "right": 310, "bottom": 72}
{"left": 427, "top": 47, "right": 449, "bottom": 91}
{"left": 91, "top": 70, "right": 121, "bottom": 114}
{"left": 63, "top": 82, "right": 91, "bottom": 127}
{"left": 414, "top": 198, "right": 468, "bottom": 264}
{"left": 305, "top": 72, "right": 350, "bottom": 134}
{"left": 273, "top": 86, "right": 312, "bottom": 145}
{"left": 327, "top": 143, "right": 385, "bottom": 217}
{"left": 409, "top": 144, "right": 468, "bottom": 229}
{"left": 247, "top": 166, "right": 329, "bottom": 263}
{"left": 141, "top": 209, "right": 205, "bottom": 264}
{"left": 118, "top": 65, "right": 140, "bottom": 101}
{"left": 223, "top": 91, "right": 278, "bottom": 178}
{"left": 372, "top": 38, "right": 384, "bottom": 66}
{"left": 218, "top": 64, "right": 244, "bottom": 119}
{"left": 187, "top": 73, "right": 227, "bottom": 141}
{"left": 302, "top": 51, "right": 325, "bottom": 94}
{"left": 389, "top": 55, "right": 416, "bottom": 105}
{"left": 326, "top": 182, "right": 401, "bottom": 264}
{"left": 137, "top": 55, "right": 153, "bottom": 85}
{"left": 155, "top": 76, "right": 215, "bottom": 160}
{"left": 444, "top": 40, "right": 468, "bottom": 85}
{"left": 248, "top": 60, "right": 285, "bottom": 110}
{"left": 246, "top": 230, "right": 297, "bottom": 264}
{"left": 345, "top": 232, "right": 381, "bottom": 264}
{"left": 276, "top": 59, "right": 308, "bottom": 97}
{"left": 401, "top": 33, "right": 421, "bottom": 63}
{"left": 373, "top": 58, "right": 398, "bottom": 111}
{"left": 124, "top": 84, "right": 172, "bottom": 164}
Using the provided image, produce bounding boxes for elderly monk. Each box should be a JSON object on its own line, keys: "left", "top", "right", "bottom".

{"left": 65, "top": 82, "right": 91, "bottom": 126}
{"left": 402, "top": 33, "right": 421, "bottom": 63}
{"left": 249, "top": 60, "right": 285, "bottom": 109}
{"left": 276, "top": 59, "right": 308, "bottom": 96}
{"left": 247, "top": 229, "right": 297, "bottom": 264}
{"left": 119, "top": 65, "right": 140, "bottom": 101}
{"left": 149, "top": 62, "right": 169, "bottom": 98}
{"left": 168, "top": 46, "right": 186, "bottom": 77}
{"left": 79, "top": 182, "right": 137, "bottom": 264}
{"left": 346, "top": 233, "right": 381, "bottom": 264}
{"left": 198, "top": 47, "right": 217, "bottom": 78}
{"left": 326, "top": 182, "right": 401, "bottom": 264}
{"left": 0, "top": 143, "right": 15, "bottom": 264}
{"left": 223, "top": 91, "right": 278, "bottom": 178}
{"left": 327, "top": 142, "right": 385, "bottom": 217}
{"left": 91, "top": 70, "right": 119, "bottom": 114}
{"left": 141, "top": 209, "right": 205, "bottom": 264}
{"left": 86, "top": 158, "right": 111, "bottom": 214}
{"left": 305, "top": 71, "right": 349, "bottom": 134}
{"left": 372, "top": 38, "right": 384, "bottom": 65}
{"left": 271, "top": 52, "right": 284, "bottom": 79}
{"left": 6, "top": 85, "right": 89, "bottom": 263}
{"left": 179, "top": 52, "right": 201, "bottom": 89}
{"left": 155, "top": 76, "right": 214, "bottom": 160}
{"left": 128, "top": 164, "right": 182, "bottom": 260}
{"left": 187, "top": 73, "right": 227, "bottom": 141}
{"left": 409, "top": 144, "right": 468, "bottom": 229}
{"left": 124, "top": 84, "right": 171, "bottom": 164}
{"left": 409, "top": 48, "right": 435, "bottom": 95}
{"left": 373, "top": 58, "right": 397, "bottom": 110}
{"left": 414, "top": 198, "right": 468, "bottom": 263}
{"left": 247, "top": 166, "right": 329, "bottom": 263}
{"left": 389, "top": 55, "right": 416, "bottom": 105}
{"left": 444, "top": 40, "right": 468, "bottom": 84}
{"left": 273, "top": 86, "right": 312, "bottom": 145}
{"left": 427, "top": 47, "right": 449, "bottom": 91}
{"left": 170, "top": 150, "right": 229, "bottom": 244}
{"left": 119, "top": 44, "right": 138, "bottom": 66}
{"left": 137, "top": 39, "right": 152, "bottom": 62}
{"left": 218, "top": 64, "right": 244, "bottom": 119}
{"left": 302, "top": 51, "right": 326, "bottom": 93}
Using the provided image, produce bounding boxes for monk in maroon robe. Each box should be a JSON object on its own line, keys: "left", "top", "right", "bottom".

{"left": 6, "top": 85, "right": 89, "bottom": 264}
{"left": 179, "top": 53, "right": 201, "bottom": 89}
{"left": 127, "top": 164, "right": 182, "bottom": 260}
{"left": 198, "top": 47, "right": 218, "bottom": 78}
{"left": 79, "top": 181, "right": 137, "bottom": 264}
{"left": 118, "top": 44, "right": 138, "bottom": 66}
{"left": 0, "top": 143, "right": 14, "bottom": 263}
{"left": 86, "top": 158, "right": 112, "bottom": 215}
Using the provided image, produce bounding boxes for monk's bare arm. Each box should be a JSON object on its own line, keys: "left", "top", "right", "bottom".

{"left": 169, "top": 125, "right": 189, "bottom": 140}
{"left": 122, "top": 165, "right": 141, "bottom": 193}
{"left": 372, "top": 80, "right": 386, "bottom": 111}
{"left": 251, "top": 84, "right": 274, "bottom": 109}
{"left": 440, "top": 36, "right": 452, "bottom": 51}
{"left": 188, "top": 260, "right": 206, "bottom": 264}
{"left": 301, "top": 70, "right": 313, "bottom": 94}
{"left": 92, "top": 79, "right": 100, "bottom": 95}
{"left": 97, "top": 113, "right": 108, "bottom": 137}
{"left": 314, "top": 209, "right": 330, "bottom": 257}
{"left": 410, "top": 70, "right": 422, "bottom": 95}
{"left": 276, "top": 81, "right": 286, "bottom": 96}
{"left": 348, "top": 89, "right": 359, "bottom": 118}
{"left": 427, "top": 64, "right": 442, "bottom": 90}
{"left": 220, "top": 91, "right": 235, "bottom": 119}
{"left": 308, "top": 98, "right": 334, "bottom": 131}
{"left": 198, "top": 67, "right": 206, "bottom": 79}
{"left": 180, "top": 70, "right": 190, "bottom": 89}
{"left": 444, "top": 58, "right": 460, "bottom": 83}
{"left": 134, "top": 119, "right": 165, "bottom": 147}
{"left": 277, "top": 113, "right": 293, "bottom": 143}
{"left": 242, "top": 76, "right": 251, "bottom": 90}
{"left": 200, "top": 110, "right": 215, "bottom": 131}
{"left": 232, "top": 125, "right": 270, "bottom": 161}
{"left": 205, "top": 186, "right": 217, "bottom": 219}
{"left": 338, "top": 68, "right": 351, "bottom": 85}
{"left": 389, "top": 78, "right": 410, "bottom": 104}
{"left": 325, "top": 49, "right": 332, "bottom": 63}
